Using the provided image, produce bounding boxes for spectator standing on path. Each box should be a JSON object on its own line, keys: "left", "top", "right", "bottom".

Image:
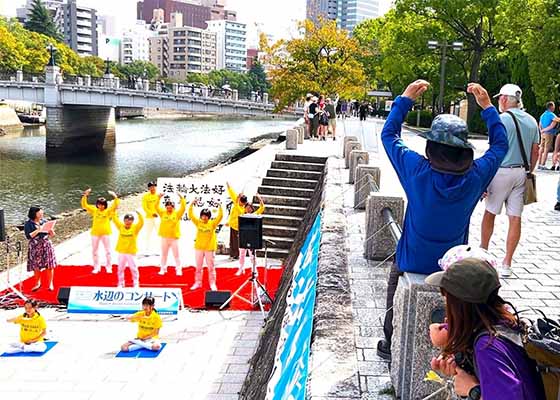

{"left": 376, "top": 80, "right": 508, "bottom": 361}
{"left": 303, "top": 94, "right": 313, "bottom": 139}
{"left": 309, "top": 97, "right": 320, "bottom": 139}
{"left": 325, "top": 98, "right": 337, "bottom": 140}
{"left": 537, "top": 101, "right": 558, "bottom": 170}
{"left": 359, "top": 102, "right": 368, "bottom": 121}
{"left": 480, "top": 84, "right": 539, "bottom": 278}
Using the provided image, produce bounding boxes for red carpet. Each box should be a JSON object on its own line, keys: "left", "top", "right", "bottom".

{"left": 3, "top": 265, "right": 284, "bottom": 311}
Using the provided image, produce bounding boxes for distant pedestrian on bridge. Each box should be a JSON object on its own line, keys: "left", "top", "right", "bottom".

{"left": 376, "top": 80, "right": 508, "bottom": 361}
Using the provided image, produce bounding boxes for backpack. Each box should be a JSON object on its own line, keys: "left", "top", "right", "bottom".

{"left": 469, "top": 313, "right": 560, "bottom": 400}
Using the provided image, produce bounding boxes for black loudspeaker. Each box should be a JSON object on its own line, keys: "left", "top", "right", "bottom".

{"left": 0, "top": 209, "right": 6, "bottom": 242}
{"left": 239, "top": 214, "right": 263, "bottom": 249}
{"left": 205, "top": 291, "right": 232, "bottom": 309}
{"left": 57, "top": 287, "right": 71, "bottom": 306}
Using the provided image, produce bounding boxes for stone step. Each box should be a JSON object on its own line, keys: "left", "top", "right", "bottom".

{"left": 271, "top": 161, "right": 325, "bottom": 172}
{"left": 257, "top": 194, "right": 310, "bottom": 208}
{"left": 275, "top": 154, "right": 328, "bottom": 165}
{"left": 266, "top": 168, "right": 322, "bottom": 181}
{"left": 262, "top": 235, "right": 294, "bottom": 250}
{"left": 262, "top": 214, "right": 302, "bottom": 228}
{"left": 262, "top": 177, "right": 318, "bottom": 190}
{"left": 259, "top": 204, "right": 307, "bottom": 218}
{"left": 258, "top": 185, "right": 315, "bottom": 199}
{"left": 263, "top": 224, "right": 298, "bottom": 238}
{"left": 256, "top": 248, "right": 290, "bottom": 260}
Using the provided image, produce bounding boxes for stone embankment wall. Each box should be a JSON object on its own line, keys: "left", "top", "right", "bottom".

{"left": 0, "top": 104, "right": 23, "bottom": 129}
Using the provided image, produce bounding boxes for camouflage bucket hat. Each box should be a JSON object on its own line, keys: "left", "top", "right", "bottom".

{"left": 426, "top": 114, "right": 475, "bottom": 150}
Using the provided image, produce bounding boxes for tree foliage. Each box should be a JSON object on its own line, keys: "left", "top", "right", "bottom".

{"left": 24, "top": 0, "right": 63, "bottom": 42}
{"left": 262, "top": 19, "right": 366, "bottom": 110}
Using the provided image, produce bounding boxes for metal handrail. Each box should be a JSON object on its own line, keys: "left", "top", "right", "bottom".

{"left": 381, "top": 207, "right": 402, "bottom": 244}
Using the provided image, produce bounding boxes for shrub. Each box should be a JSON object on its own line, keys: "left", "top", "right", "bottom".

{"left": 406, "top": 110, "right": 433, "bottom": 128}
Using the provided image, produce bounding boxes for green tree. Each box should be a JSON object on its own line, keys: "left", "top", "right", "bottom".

{"left": 24, "top": 0, "right": 63, "bottom": 42}
{"left": 248, "top": 60, "right": 269, "bottom": 93}
{"left": 116, "top": 60, "right": 159, "bottom": 80}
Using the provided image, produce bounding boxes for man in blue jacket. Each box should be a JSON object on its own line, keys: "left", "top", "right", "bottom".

{"left": 376, "top": 80, "right": 508, "bottom": 360}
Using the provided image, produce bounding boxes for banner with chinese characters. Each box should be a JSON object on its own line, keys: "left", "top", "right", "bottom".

{"left": 67, "top": 287, "right": 183, "bottom": 315}
{"left": 156, "top": 178, "right": 232, "bottom": 221}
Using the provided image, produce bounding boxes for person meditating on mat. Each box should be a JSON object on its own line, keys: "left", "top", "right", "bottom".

{"left": 112, "top": 211, "right": 144, "bottom": 288}
{"left": 156, "top": 193, "right": 186, "bottom": 276}
{"left": 141, "top": 182, "right": 159, "bottom": 255}
{"left": 188, "top": 200, "right": 224, "bottom": 291}
{"left": 226, "top": 182, "right": 248, "bottom": 260}
{"left": 235, "top": 195, "right": 265, "bottom": 276}
{"left": 121, "top": 297, "right": 162, "bottom": 353}
{"left": 25, "top": 206, "right": 57, "bottom": 292}
{"left": 5, "top": 300, "right": 47, "bottom": 354}
{"left": 81, "top": 188, "right": 119, "bottom": 274}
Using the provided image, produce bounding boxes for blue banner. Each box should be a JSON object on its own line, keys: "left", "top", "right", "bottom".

{"left": 266, "top": 212, "right": 322, "bottom": 399}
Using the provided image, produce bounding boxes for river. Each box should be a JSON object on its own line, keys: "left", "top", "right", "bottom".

{"left": 0, "top": 118, "right": 295, "bottom": 224}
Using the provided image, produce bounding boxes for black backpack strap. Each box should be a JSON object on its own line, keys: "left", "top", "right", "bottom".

{"left": 505, "top": 110, "right": 531, "bottom": 173}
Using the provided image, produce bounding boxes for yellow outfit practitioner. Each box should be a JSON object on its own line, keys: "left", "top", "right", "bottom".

{"left": 112, "top": 213, "right": 144, "bottom": 288}
{"left": 5, "top": 313, "right": 48, "bottom": 354}
{"left": 126, "top": 310, "right": 162, "bottom": 352}
{"left": 156, "top": 196, "right": 186, "bottom": 275}
{"left": 227, "top": 185, "right": 242, "bottom": 258}
{"left": 142, "top": 192, "right": 160, "bottom": 255}
{"left": 81, "top": 195, "right": 120, "bottom": 273}
{"left": 188, "top": 203, "right": 224, "bottom": 289}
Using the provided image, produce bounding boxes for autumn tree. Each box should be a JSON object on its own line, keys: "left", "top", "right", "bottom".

{"left": 263, "top": 19, "right": 366, "bottom": 110}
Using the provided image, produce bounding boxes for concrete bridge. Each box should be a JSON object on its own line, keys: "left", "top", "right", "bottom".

{"left": 0, "top": 67, "right": 291, "bottom": 157}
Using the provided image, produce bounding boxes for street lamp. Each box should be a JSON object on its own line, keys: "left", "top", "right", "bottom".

{"left": 427, "top": 39, "right": 463, "bottom": 114}
{"left": 46, "top": 43, "right": 57, "bottom": 67}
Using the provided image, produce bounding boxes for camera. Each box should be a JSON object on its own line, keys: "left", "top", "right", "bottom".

{"left": 454, "top": 351, "right": 476, "bottom": 376}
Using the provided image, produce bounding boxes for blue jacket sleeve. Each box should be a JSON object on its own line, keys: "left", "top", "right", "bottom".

{"left": 473, "top": 106, "right": 508, "bottom": 188}
{"left": 381, "top": 96, "right": 424, "bottom": 186}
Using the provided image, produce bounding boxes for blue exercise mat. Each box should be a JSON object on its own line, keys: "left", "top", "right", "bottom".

{"left": 115, "top": 342, "right": 166, "bottom": 358}
{"left": 1, "top": 341, "right": 57, "bottom": 357}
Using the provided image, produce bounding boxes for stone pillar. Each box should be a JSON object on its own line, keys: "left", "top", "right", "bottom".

{"left": 16, "top": 70, "right": 23, "bottom": 82}
{"left": 85, "top": 75, "right": 91, "bottom": 86}
{"left": 364, "top": 194, "right": 404, "bottom": 260}
{"left": 232, "top": 89, "right": 239, "bottom": 101}
{"left": 286, "top": 129, "right": 298, "bottom": 150}
{"left": 263, "top": 93, "right": 269, "bottom": 104}
{"left": 343, "top": 136, "right": 358, "bottom": 158}
{"left": 354, "top": 165, "right": 380, "bottom": 210}
{"left": 45, "top": 65, "right": 60, "bottom": 85}
{"left": 77, "top": 77, "right": 83, "bottom": 86}
{"left": 391, "top": 273, "right": 446, "bottom": 400}
{"left": 344, "top": 141, "right": 361, "bottom": 168}
{"left": 173, "top": 83, "right": 179, "bottom": 95}
{"left": 113, "top": 77, "right": 120, "bottom": 89}
{"left": 46, "top": 106, "right": 116, "bottom": 158}
{"left": 103, "top": 73, "right": 114, "bottom": 88}
{"left": 156, "top": 81, "right": 162, "bottom": 92}
{"left": 202, "top": 87, "right": 209, "bottom": 97}
{"left": 297, "top": 126, "right": 304, "bottom": 144}
{"left": 143, "top": 79, "right": 150, "bottom": 91}
{"left": 349, "top": 150, "right": 369, "bottom": 184}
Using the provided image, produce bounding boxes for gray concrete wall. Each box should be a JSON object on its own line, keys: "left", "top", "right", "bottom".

{"left": 0, "top": 105, "right": 23, "bottom": 128}
{"left": 46, "top": 105, "right": 115, "bottom": 158}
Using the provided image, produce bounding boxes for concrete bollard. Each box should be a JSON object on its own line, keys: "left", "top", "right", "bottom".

{"left": 391, "top": 273, "right": 446, "bottom": 400}
{"left": 354, "top": 165, "right": 380, "bottom": 209}
{"left": 286, "top": 129, "right": 298, "bottom": 150}
{"left": 349, "top": 150, "right": 369, "bottom": 184}
{"left": 173, "top": 83, "right": 179, "bottom": 95}
{"left": 343, "top": 136, "right": 358, "bottom": 158}
{"left": 297, "top": 126, "right": 304, "bottom": 144}
{"left": 344, "top": 141, "right": 362, "bottom": 168}
{"left": 232, "top": 89, "right": 239, "bottom": 101}
{"left": 16, "top": 70, "right": 23, "bottom": 82}
{"left": 77, "top": 77, "right": 83, "bottom": 86}
{"left": 364, "top": 194, "right": 404, "bottom": 260}
{"left": 85, "top": 75, "right": 91, "bottom": 86}
{"left": 263, "top": 93, "right": 269, "bottom": 104}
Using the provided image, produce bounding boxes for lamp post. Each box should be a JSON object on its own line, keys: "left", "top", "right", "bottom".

{"left": 46, "top": 43, "right": 58, "bottom": 67}
{"left": 428, "top": 40, "right": 463, "bottom": 114}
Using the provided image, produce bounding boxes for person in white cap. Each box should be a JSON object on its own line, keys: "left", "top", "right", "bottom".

{"left": 480, "top": 84, "right": 540, "bottom": 277}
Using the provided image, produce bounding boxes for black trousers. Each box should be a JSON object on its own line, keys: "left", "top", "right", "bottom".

{"left": 383, "top": 263, "right": 403, "bottom": 344}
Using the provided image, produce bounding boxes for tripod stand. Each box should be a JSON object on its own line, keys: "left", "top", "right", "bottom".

{"left": 0, "top": 236, "right": 27, "bottom": 303}
{"left": 220, "top": 243, "right": 273, "bottom": 318}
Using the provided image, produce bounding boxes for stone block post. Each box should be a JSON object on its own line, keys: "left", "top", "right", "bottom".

{"left": 113, "top": 77, "right": 120, "bottom": 89}
{"left": 297, "top": 126, "right": 304, "bottom": 144}
{"left": 16, "top": 70, "right": 23, "bottom": 82}
{"left": 354, "top": 165, "right": 380, "bottom": 210}
{"left": 173, "top": 83, "right": 179, "bottom": 95}
{"left": 391, "top": 273, "right": 446, "bottom": 400}
{"left": 77, "top": 77, "right": 83, "bottom": 86}
{"left": 286, "top": 129, "right": 298, "bottom": 150}
{"left": 143, "top": 79, "right": 150, "bottom": 92}
{"left": 85, "top": 75, "right": 91, "bottom": 86}
{"left": 202, "top": 86, "right": 209, "bottom": 97}
{"left": 344, "top": 141, "right": 361, "bottom": 168}
{"left": 232, "top": 89, "right": 239, "bottom": 101}
{"left": 343, "top": 136, "right": 358, "bottom": 158}
{"left": 364, "top": 194, "right": 404, "bottom": 260}
{"left": 349, "top": 150, "right": 369, "bottom": 184}
{"left": 263, "top": 93, "right": 269, "bottom": 104}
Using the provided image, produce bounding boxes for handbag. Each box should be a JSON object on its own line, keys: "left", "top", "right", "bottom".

{"left": 506, "top": 111, "right": 537, "bottom": 205}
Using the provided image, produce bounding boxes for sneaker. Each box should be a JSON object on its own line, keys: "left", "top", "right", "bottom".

{"left": 176, "top": 267, "right": 183, "bottom": 276}
{"left": 190, "top": 282, "right": 201, "bottom": 291}
{"left": 499, "top": 265, "right": 512, "bottom": 278}
{"left": 550, "top": 166, "right": 557, "bottom": 171}
{"left": 235, "top": 268, "right": 244, "bottom": 276}
{"left": 555, "top": 202, "right": 560, "bottom": 211}
{"left": 92, "top": 267, "right": 100, "bottom": 274}
{"left": 158, "top": 268, "right": 167, "bottom": 276}
{"left": 376, "top": 339, "right": 392, "bottom": 361}
{"left": 210, "top": 283, "right": 218, "bottom": 291}
{"left": 538, "top": 165, "right": 547, "bottom": 170}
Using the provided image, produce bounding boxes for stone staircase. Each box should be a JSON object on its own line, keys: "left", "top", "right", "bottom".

{"left": 255, "top": 154, "right": 327, "bottom": 260}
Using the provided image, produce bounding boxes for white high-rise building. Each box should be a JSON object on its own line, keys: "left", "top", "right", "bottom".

{"left": 337, "top": 0, "right": 379, "bottom": 31}
{"left": 206, "top": 19, "right": 246, "bottom": 72}
{"left": 120, "top": 21, "right": 154, "bottom": 64}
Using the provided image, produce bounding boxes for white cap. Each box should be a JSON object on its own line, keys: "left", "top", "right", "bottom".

{"left": 493, "top": 84, "right": 522, "bottom": 99}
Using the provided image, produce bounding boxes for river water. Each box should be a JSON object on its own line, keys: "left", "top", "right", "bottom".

{"left": 0, "top": 118, "right": 295, "bottom": 224}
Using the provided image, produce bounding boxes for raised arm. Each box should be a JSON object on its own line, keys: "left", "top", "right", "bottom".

{"left": 81, "top": 188, "right": 96, "bottom": 213}
{"left": 255, "top": 195, "right": 265, "bottom": 215}
{"left": 107, "top": 191, "right": 119, "bottom": 214}
{"left": 226, "top": 182, "right": 237, "bottom": 202}
{"left": 155, "top": 193, "right": 164, "bottom": 216}
{"left": 188, "top": 201, "right": 200, "bottom": 225}
{"left": 213, "top": 204, "right": 224, "bottom": 227}
{"left": 111, "top": 213, "right": 123, "bottom": 230}
{"left": 176, "top": 194, "right": 186, "bottom": 217}
{"left": 135, "top": 211, "right": 144, "bottom": 233}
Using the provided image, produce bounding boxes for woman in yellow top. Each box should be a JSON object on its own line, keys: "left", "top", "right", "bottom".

{"left": 112, "top": 211, "right": 144, "bottom": 288}
{"left": 236, "top": 195, "right": 265, "bottom": 276}
{"left": 141, "top": 182, "right": 159, "bottom": 255}
{"left": 226, "top": 182, "right": 248, "bottom": 260}
{"left": 188, "top": 200, "right": 223, "bottom": 291}
{"left": 121, "top": 297, "right": 162, "bottom": 352}
{"left": 155, "top": 193, "right": 186, "bottom": 276}
{"left": 5, "top": 300, "right": 47, "bottom": 354}
{"left": 81, "top": 188, "right": 120, "bottom": 274}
